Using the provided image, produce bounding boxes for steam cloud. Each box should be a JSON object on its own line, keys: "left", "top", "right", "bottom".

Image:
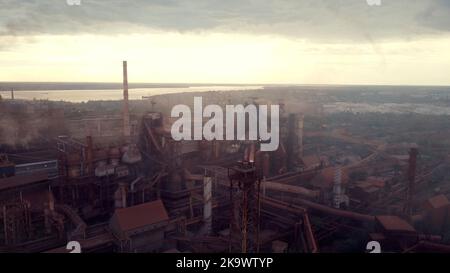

{"left": 0, "top": 111, "right": 51, "bottom": 148}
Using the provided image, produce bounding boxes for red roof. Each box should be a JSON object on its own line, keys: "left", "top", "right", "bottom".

{"left": 376, "top": 216, "right": 416, "bottom": 233}
{"left": 113, "top": 200, "right": 169, "bottom": 232}
{"left": 425, "top": 194, "right": 449, "bottom": 209}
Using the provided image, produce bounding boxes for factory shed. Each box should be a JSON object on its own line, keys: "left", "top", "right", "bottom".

{"left": 376, "top": 215, "right": 416, "bottom": 234}
{"left": 109, "top": 200, "right": 169, "bottom": 252}
{"left": 349, "top": 177, "right": 387, "bottom": 203}
{"left": 422, "top": 195, "right": 450, "bottom": 233}
{"left": 0, "top": 172, "right": 48, "bottom": 191}
{"left": 423, "top": 194, "right": 449, "bottom": 210}
{"left": 351, "top": 184, "right": 380, "bottom": 202}
{"left": 374, "top": 215, "right": 420, "bottom": 251}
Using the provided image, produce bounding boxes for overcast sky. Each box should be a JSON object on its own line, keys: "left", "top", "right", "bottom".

{"left": 1, "top": 0, "right": 449, "bottom": 85}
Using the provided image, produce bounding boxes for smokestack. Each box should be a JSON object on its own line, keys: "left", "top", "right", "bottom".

{"left": 86, "top": 136, "right": 94, "bottom": 175}
{"left": 333, "top": 166, "right": 342, "bottom": 208}
{"left": 123, "top": 61, "right": 131, "bottom": 138}
{"left": 298, "top": 114, "right": 304, "bottom": 159}
{"left": 202, "top": 174, "right": 212, "bottom": 235}
{"left": 405, "top": 147, "right": 418, "bottom": 216}
{"left": 287, "top": 113, "right": 304, "bottom": 171}
{"left": 11, "top": 89, "right": 14, "bottom": 100}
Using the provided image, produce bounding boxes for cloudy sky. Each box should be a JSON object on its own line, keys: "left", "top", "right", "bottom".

{"left": 0, "top": 0, "right": 449, "bottom": 85}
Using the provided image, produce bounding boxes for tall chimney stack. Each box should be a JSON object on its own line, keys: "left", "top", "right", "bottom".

{"left": 404, "top": 147, "right": 418, "bottom": 217}
{"left": 11, "top": 89, "right": 14, "bottom": 100}
{"left": 298, "top": 114, "right": 304, "bottom": 159}
{"left": 123, "top": 61, "right": 131, "bottom": 137}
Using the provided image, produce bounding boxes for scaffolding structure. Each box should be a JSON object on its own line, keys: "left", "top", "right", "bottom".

{"left": 2, "top": 202, "right": 32, "bottom": 245}
{"left": 227, "top": 161, "right": 261, "bottom": 253}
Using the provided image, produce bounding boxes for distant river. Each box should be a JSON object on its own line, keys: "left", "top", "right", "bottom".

{"left": 0, "top": 85, "right": 263, "bottom": 103}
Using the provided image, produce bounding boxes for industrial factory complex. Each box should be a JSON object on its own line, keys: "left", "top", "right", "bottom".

{"left": 1, "top": 62, "right": 450, "bottom": 254}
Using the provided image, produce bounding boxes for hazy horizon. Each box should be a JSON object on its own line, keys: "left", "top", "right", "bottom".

{"left": 1, "top": 82, "right": 450, "bottom": 91}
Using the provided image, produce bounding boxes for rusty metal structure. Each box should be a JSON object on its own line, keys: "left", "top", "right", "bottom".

{"left": 227, "top": 161, "right": 261, "bottom": 253}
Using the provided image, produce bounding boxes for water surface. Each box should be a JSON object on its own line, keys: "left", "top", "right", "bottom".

{"left": 0, "top": 85, "right": 263, "bottom": 103}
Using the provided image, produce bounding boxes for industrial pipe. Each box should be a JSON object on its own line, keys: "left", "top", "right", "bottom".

{"left": 264, "top": 196, "right": 376, "bottom": 223}
{"left": 262, "top": 181, "right": 320, "bottom": 199}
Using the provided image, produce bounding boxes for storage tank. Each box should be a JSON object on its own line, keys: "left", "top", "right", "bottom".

{"left": 121, "top": 144, "right": 142, "bottom": 164}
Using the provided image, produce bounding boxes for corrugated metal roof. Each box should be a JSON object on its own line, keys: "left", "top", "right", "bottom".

{"left": 113, "top": 200, "right": 169, "bottom": 232}
{"left": 376, "top": 215, "right": 416, "bottom": 233}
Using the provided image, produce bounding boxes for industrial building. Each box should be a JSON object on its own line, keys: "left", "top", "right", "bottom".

{"left": 1, "top": 62, "right": 450, "bottom": 253}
